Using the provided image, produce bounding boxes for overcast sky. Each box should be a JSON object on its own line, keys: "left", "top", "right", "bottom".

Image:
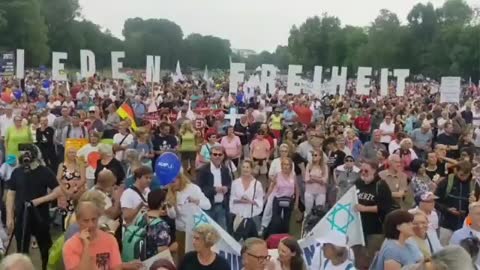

{"left": 78, "top": 0, "right": 477, "bottom": 53}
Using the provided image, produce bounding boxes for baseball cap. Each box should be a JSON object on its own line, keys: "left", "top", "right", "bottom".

{"left": 414, "top": 191, "right": 438, "bottom": 205}
{"left": 88, "top": 106, "right": 96, "bottom": 112}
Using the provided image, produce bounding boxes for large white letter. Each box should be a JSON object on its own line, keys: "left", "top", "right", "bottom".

{"left": 356, "top": 67, "right": 372, "bottom": 95}
{"left": 260, "top": 64, "right": 277, "bottom": 94}
{"left": 80, "top": 50, "right": 96, "bottom": 78}
{"left": 287, "top": 65, "right": 302, "bottom": 95}
{"left": 229, "top": 62, "right": 245, "bottom": 94}
{"left": 52, "top": 52, "right": 68, "bottom": 81}
{"left": 329, "top": 66, "right": 348, "bottom": 95}
{"left": 111, "top": 51, "right": 126, "bottom": 80}
{"left": 393, "top": 69, "right": 410, "bottom": 96}
{"left": 16, "top": 49, "right": 24, "bottom": 79}
{"left": 146, "top": 55, "right": 161, "bottom": 83}
{"left": 312, "top": 66, "right": 323, "bottom": 96}
{"left": 380, "top": 68, "right": 389, "bottom": 96}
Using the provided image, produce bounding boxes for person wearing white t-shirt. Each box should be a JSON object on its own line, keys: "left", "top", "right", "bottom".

{"left": 112, "top": 121, "right": 134, "bottom": 161}
{"left": 0, "top": 107, "right": 14, "bottom": 138}
{"left": 379, "top": 113, "right": 395, "bottom": 146}
{"left": 120, "top": 166, "right": 152, "bottom": 225}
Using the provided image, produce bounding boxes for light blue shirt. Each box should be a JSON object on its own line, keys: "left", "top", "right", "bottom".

{"left": 373, "top": 239, "right": 423, "bottom": 269}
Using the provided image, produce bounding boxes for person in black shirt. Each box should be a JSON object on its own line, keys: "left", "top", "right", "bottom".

{"left": 234, "top": 116, "right": 249, "bottom": 158}
{"left": 36, "top": 116, "right": 58, "bottom": 172}
{"left": 6, "top": 145, "right": 61, "bottom": 270}
{"left": 178, "top": 224, "right": 230, "bottom": 270}
{"left": 94, "top": 144, "right": 125, "bottom": 185}
{"left": 461, "top": 105, "right": 473, "bottom": 125}
{"left": 355, "top": 159, "right": 393, "bottom": 256}
{"left": 152, "top": 123, "right": 178, "bottom": 165}
{"left": 437, "top": 123, "right": 459, "bottom": 159}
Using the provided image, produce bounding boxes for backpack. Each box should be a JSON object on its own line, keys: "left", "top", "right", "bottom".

{"left": 122, "top": 214, "right": 162, "bottom": 262}
{"left": 66, "top": 124, "right": 86, "bottom": 138}
{"left": 445, "top": 173, "right": 476, "bottom": 198}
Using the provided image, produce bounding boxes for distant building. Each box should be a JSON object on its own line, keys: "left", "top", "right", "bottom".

{"left": 232, "top": 49, "right": 257, "bottom": 58}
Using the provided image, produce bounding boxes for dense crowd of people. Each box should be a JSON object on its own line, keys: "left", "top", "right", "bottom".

{"left": 0, "top": 69, "right": 479, "bottom": 270}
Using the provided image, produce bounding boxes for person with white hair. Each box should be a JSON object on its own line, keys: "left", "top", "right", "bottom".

{"left": 410, "top": 122, "right": 433, "bottom": 160}
{"left": 0, "top": 253, "right": 34, "bottom": 270}
{"left": 94, "top": 143, "right": 125, "bottom": 186}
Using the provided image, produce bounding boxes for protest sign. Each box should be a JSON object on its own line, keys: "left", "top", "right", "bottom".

{"left": 440, "top": 76, "right": 461, "bottom": 103}
{"left": 185, "top": 186, "right": 363, "bottom": 270}
{"left": 65, "top": 138, "right": 88, "bottom": 159}
{"left": 0, "top": 52, "right": 15, "bottom": 76}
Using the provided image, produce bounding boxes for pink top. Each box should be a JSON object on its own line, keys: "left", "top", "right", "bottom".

{"left": 273, "top": 173, "right": 295, "bottom": 198}
{"left": 250, "top": 138, "right": 271, "bottom": 159}
{"left": 221, "top": 135, "right": 241, "bottom": 158}
{"left": 305, "top": 165, "right": 328, "bottom": 194}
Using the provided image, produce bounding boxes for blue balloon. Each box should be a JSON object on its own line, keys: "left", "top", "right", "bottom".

{"left": 13, "top": 89, "right": 22, "bottom": 100}
{"left": 42, "top": 80, "right": 50, "bottom": 89}
{"left": 155, "top": 152, "right": 181, "bottom": 186}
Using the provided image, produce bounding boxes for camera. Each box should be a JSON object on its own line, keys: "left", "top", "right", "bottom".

{"left": 18, "top": 143, "right": 38, "bottom": 169}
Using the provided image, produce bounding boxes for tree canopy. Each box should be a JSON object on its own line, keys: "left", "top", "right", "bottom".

{"left": 0, "top": 0, "right": 477, "bottom": 80}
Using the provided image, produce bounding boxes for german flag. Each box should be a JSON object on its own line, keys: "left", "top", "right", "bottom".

{"left": 117, "top": 100, "right": 138, "bottom": 130}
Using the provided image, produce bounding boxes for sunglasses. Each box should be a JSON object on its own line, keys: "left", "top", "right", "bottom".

{"left": 212, "top": 153, "right": 224, "bottom": 157}
{"left": 361, "top": 169, "right": 371, "bottom": 174}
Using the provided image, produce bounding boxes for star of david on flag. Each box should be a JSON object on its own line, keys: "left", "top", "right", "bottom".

{"left": 193, "top": 213, "right": 210, "bottom": 228}
{"left": 307, "top": 186, "right": 365, "bottom": 246}
{"left": 326, "top": 203, "right": 355, "bottom": 234}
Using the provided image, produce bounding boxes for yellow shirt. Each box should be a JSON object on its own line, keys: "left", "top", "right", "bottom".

{"left": 270, "top": 114, "right": 282, "bottom": 130}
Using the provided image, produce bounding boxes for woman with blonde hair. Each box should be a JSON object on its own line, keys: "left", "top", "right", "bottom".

{"left": 229, "top": 160, "right": 265, "bottom": 241}
{"left": 304, "top": 148, "right": 329, "bottom": 217}
{"left": 166, "top": 172, "right": 211, "bottom": 262}
{"left": 345, "top": 127, "right": 362, "bottom": 160}
{"left": 58, "top": 146, "right": 86, "bottom": 227}
{"left": 130, "top": 127, "right": 154, "bottom": 167}
{"left": 178, "top": 120, "right": 198, "bottom": 174}
{"left": 261, "top": 157, "right": 298, "bottom": 237}
{"left": 178, "top": 224, "right": 230, "bottom": 270}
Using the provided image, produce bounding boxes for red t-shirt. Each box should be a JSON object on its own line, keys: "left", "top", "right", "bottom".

{"left": 354, "top": 116, "right": 371, "bottom": 133}
{"left": 293, "top": 106, "right": 313, "bottom": 125}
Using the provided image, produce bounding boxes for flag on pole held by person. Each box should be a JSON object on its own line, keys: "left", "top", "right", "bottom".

{"left": 185, "top": 186, "right": 364, "bottom": 270}
{"left": 117, "top": 99, "right": 138, "bottom": 130}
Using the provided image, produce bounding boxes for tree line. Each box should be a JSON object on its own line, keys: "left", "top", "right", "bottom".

{"left": 0, "top": 0, "right": 478, "bottom": 80}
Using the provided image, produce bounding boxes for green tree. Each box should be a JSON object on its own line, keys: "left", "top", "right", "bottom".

{"left": 0, "top": 0, "right": 49, "bottom": 65}
{"left": 123, "top": 18, "right": 183, "bottom": 68}
{"left": 181, "top": 33, "right": 231, "bottom": 69}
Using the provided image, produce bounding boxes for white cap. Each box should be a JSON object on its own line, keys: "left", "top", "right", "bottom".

{"left": 317, "top": 230, "right": 348, "bottom": 248}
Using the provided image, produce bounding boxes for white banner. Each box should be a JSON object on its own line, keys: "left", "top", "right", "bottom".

{"left": 185, "top": 186, "right": 364, "bottom": 270}
{"left": 440, "top": 76, "right": 461, "bottom": 103}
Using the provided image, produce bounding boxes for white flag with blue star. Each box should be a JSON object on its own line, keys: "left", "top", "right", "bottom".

{"left": 304, "top": 186, "right": 365, "bottom": 246}
{"left": 186, "top": 206, "right": 243, "bottom": 270}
